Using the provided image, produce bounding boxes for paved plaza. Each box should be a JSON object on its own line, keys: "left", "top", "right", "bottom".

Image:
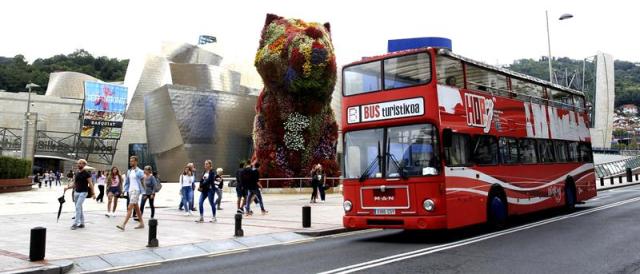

{"left": 0, "top": 183, "right": 344, "bottom": 273}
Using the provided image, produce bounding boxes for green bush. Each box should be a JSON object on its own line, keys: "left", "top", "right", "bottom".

{"left": 0, "top": 156, "right": 31, "bottom": 179}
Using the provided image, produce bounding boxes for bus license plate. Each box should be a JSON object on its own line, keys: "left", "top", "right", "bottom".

{"left": 374, "top": 209, "right": 395, "bottom": 215}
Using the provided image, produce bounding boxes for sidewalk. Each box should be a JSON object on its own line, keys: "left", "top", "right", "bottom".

{"left": 0, "top": 183, "right": 344, "bottom": 273}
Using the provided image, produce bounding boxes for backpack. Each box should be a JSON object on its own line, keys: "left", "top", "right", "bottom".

{"left": 153, "top": 176, "right": 162, "bottom": 192}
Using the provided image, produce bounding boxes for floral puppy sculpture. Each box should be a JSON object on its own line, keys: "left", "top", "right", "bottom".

{"left": 253, "top": 13, "right": 339, "bottom": 181}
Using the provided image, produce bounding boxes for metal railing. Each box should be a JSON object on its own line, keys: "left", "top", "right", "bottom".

{"left": 222, "top": 176, "right": 342, "bottom": 190}
{"left": 594, "top": 156, "right": 640, "bottom": 178}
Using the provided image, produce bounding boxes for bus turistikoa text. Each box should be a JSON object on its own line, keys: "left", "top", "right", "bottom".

{"left": 341, "top": 47, "right": 596, "bottom": 230}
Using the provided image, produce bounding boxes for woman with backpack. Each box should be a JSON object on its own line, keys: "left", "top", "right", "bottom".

{"left": 105, "top": 167, "right": 123, "bottom": 217}
{"left": 139, "top": 166, "right": 159, "bottom": 219}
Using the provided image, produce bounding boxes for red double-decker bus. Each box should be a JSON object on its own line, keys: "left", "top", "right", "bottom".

{"left": 341, "top": 47, "right": 596, "bottom": 230}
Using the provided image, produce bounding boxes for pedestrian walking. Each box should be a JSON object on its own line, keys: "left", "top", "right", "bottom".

{"left": 196, "top": 160, "right": 217, "bottom": 223}
{"left": 139, "top": 166, "right": 158, "bottom": 219}
{"left": 55, "top": 170, "right": 61, "bottom": 186}
{"left": 179, "top": 166, "right": 194, "bottom": 216}
{"left": 48, "top": 170, "right": 54, "bottom": 188}
{"left": 105, "top": 166, "right": 123, "bottom": 217}
{"left": 96, "top": 171, "right": 106, "bottom": 203}
{"left": 214, "top": 168, "right": 224, "bottom": 210}
{"left": 244, "top": 163, "right": 267, "bottom": 215}
{"left": 117, "top": 156, "right": 145, "bottom": 231}
{"left": 180, "top": 163, "right": 197, "bottom": 212}
{"left": 44, "top": 171, "right": 50, "bottom": 188}
{"left": 64, "top": 159, "right": 93, "bottom": 230}
{"left": 35, "top": 173, "right": 42, "bottom": 188}
{"left": 310, "top": 164, "right": 326, "bottom": 203}
{"left": 235, "top": 162, "right": 247, "bottom": 213}
{"left": 66, "top": 170, "right": 73, "bottom": 184}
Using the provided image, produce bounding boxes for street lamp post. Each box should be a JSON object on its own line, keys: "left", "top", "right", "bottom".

{"left": 20, "top": 82, "right": 39, "bottom": 160}
{"left": 546, "top": 11, "right": 574, "bottom": 84}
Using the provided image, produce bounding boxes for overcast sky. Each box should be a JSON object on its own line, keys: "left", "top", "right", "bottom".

{"left": 0, "top": 0, "right": 636, "bottom": 67}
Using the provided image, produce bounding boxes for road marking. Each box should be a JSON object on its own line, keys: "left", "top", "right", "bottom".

{"left": 319, "top": 195, "right": 640, "bottom": 274}
{"left": 107, "top": 262, "right": 162, "bottom": 272}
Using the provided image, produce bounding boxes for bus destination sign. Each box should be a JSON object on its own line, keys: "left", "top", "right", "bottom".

{"left": 347, "top": 97, "right": 424, "bottom": 124}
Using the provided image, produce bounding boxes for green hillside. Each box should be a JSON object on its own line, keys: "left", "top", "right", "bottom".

{"left": 0, "top": 49, "right": 128, "bottom": 94}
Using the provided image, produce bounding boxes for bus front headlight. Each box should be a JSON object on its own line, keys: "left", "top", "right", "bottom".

{"left": 423, "top": 199, "right": 435, "bottom": 212}
{"left": 343, "top": 200, "right": 353, "bottom": 212}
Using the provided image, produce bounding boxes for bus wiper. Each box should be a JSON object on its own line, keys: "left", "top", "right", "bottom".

{"left": 386, "top": 152, "right": 409, "bottom": 180}
{"left": 359, "top": 141, "right": 382, "bottom": 182}
{"left": 386, "top": 136, "right": 408, "bottom": 180}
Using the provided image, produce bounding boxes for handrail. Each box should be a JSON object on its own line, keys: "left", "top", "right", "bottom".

{"left": 594, "top": 156, "right": 640, "bottom": 178}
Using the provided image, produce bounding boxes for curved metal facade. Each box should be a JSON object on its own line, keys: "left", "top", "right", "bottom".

{"left": 144, "top": 85, "right": 257, "bottom": 179}
{"left": 45, "top": 72, "right": 100, "bottom": 99}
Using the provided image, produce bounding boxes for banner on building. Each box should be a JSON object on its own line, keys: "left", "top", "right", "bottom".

{"left": 81, "top": 81, "right": 128, "bottom": 139}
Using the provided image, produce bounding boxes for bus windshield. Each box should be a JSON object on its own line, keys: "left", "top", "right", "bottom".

{"left": 344, "top": 124, "right": 440, "bottom": 179}
{"left": 343, "top": 52, "right": 432, "bottom": 96}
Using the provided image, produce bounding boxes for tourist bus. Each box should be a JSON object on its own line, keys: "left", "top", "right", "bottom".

{"left": 341, "top": 47, "right": 596, "bottom": 229}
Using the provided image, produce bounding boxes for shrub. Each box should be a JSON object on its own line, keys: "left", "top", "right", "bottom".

{"left": 0, "top": 156, "right": 31, "bottom": 179}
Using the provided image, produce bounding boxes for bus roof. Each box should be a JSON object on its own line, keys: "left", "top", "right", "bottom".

{"left": 345, "top": 47, "right": 586, "bottom": 98}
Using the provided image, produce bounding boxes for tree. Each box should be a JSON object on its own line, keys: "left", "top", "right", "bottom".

{"left": 0, "top": 50, "right": 128, "bottom": 93}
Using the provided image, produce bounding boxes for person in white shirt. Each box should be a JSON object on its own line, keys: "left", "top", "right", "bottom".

{"left": 179, "top": 166, "right": 195, "bottom": 216}
{"left": 117, "top": 156, "right": 145, "bottom": 231}
{"left": 96, "top": 171, "right": 106, "bottom": 203}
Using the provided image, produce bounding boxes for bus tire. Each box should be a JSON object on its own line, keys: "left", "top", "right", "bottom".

{"left": 564, "top": 178, "right": 577, "bottom": 211}
{"left": 487, "top": 187, "right": 508, "bottom": 229}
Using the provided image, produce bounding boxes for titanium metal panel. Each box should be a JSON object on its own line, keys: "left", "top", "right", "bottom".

{"left": 45, "top": 71, "right": 100, "bottom": 99}
{"left": 170, "top": 63, "right": 241, "bottom": 92}
{"left": 144, "top": 84, "right": 257, "bottom": 179}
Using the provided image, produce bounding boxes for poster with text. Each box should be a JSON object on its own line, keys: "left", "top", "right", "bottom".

{"left": 81, "top": 81, "right": 128, "bottom": 139}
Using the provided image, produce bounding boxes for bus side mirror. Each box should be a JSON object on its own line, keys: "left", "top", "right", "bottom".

{"left": 442, "top": 128, "right": 452, "bottom": 148}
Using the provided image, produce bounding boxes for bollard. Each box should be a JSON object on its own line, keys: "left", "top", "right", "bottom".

{"left": 29, "top": 227, "right": 46, "bottom": 261}
{"left": 147, "top": 219, "right": 158, "bottom": 247}
{"left": 234, "top": 213, "right": 244, "bottom": 237}
{"left": 302, "top": 205, "right": 311, "bottom": 228}
{"left": 627, "top": 168, "right": 633, "bottom": 182}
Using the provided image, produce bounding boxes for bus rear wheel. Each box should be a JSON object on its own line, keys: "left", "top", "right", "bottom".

{"left": 487, "top": 191, "right": 507, "bottom": 229}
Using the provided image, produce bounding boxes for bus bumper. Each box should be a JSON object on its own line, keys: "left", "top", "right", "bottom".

{"left": 343, "top": 215, "right": 447, "bottom": 230}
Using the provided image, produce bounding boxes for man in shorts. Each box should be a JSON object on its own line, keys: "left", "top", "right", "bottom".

{"left": 117, "top": 156, "right": 145, "bottom": 230}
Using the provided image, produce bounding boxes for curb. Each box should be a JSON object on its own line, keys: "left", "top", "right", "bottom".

{"left": 295, "top": 227, "right": 352, "bottom": 237}
{"left": 7, "top": 259, "right": 74, "bottom": 274}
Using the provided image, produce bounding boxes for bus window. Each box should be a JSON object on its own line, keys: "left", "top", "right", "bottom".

{"left": 472, "top": 135, "right": 498, "bottom": 165}
{"left": 554, "top": 140, "right": 568, "bottom": 162}
{"left": 519, "top": 138, "right": 538, "bottom": 164}
{"left": 343, "top": 61, "right": 382, "bottom": 96}
{"left": 436, "top": 56, "right": 463, "bottom": 88}
{"left": 578, "top": 142, "right": 593, "bottom": 163}
{"left": 445, "top": 133, "right": 472, "bottom": 166}
{"left": 344, "top": 129, "right": 384, "bottom": 179}
{"left": 499, "top": 137, "right": 519, "bottom": 164}
{"left": 568, "top": 142, "right": 579, "bottom": 162}
{"left": 550, "top": 89, "right": 573, "bottom": 107}
{"left": 511, "top": 78, "right": 545, "bottom": 103}
{"left": 383, "top": 52, "right": 431, "bottom": 90}
{"left": 537, "top": 139, "right": 555, "bottom": 163}
{"left": 386, "top": 124, "right": 440, "bottom": 177}
{"left": 465, "top": 65, "right": 507, "bottom": 95}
